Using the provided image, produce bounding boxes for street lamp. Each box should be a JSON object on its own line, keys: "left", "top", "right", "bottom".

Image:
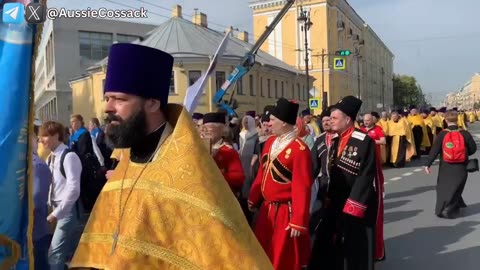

{"left": 381, "top": 67, "right": 385, "bottom": 110}
{"left": 298, "top": 6, "right": 313, "bottom": 97}
{"left": 354, "top": 48, "right": 362, "bottom": 99}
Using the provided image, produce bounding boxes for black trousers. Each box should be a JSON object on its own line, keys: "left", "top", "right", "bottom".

{"left": 412, "top": 126, "right": 423, "bottom": 157}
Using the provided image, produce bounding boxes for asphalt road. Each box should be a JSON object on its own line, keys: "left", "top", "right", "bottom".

{"left": 377, "top": 122, "right": 480, "bottom": 270}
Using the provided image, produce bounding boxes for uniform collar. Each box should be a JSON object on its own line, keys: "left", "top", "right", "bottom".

{"left": 447, "top": 124, "right": 459, "bottom": 130}
{"left": 340, "top": 126, "right": 355, "bottom": 138}
{"left": 277, "top": 129, "right": 296, "bottom": 142}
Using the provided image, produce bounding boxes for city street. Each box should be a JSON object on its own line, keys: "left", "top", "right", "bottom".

{"left": 377, "top": 122, "right": 480, "bottom": 270}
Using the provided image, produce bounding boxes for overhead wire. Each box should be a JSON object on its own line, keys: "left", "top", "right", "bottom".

{"left": 132, "top": 0, "right": 300, "bottom": 51}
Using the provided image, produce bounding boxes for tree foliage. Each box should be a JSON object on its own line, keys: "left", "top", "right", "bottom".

{"left": 393, "top": 74, "right": 429, "bottom": 109}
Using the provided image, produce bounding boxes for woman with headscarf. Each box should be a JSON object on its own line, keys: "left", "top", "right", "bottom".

{"left": 239, "top": 115, "right": 259, "bottom": 199}
{"left": 296, "top": 117, "right": 315, "bottom": 150}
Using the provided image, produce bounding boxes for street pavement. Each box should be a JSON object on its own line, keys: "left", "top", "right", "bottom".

{"left": 377, "top": 122, "right": 480, "bottom": 270}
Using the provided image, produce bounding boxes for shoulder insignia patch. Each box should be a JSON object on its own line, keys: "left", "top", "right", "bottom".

{"left": 352, "top": 131, "right": 366, "bottom": 141}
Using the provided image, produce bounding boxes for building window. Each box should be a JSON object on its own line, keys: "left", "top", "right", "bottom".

{"left": 268, "top": 79, "right": 272, "bottom": 98}
{"left": 45, "top": 33, "right": 54, "bottom": 76}
{"left": 274, "top": 80, "right": 278, "bottom": 98}
{"left": 52, "top": 97, "right": 57, "bottom": 120}
{"left": 215, "top": 71, "right": 226, "bottom": 92}
{"left": 237, "top": 78, "right": 244, "bottom": 95}
{"left": 79, "top": 31, "right": 113, "bottom": 60}
{"left": 249, "top": 75, "right": 255, "bottom": 96}
{"left": 260, "top": 77, "right": 264, "bottom": 97}
{"left": 169, "top": 71, "right": 175, "bottom": 94}
{"left": 189, "top": 70, "right": 202, "bottom": 86}
{"left": 281, "top": 81, "right": 284, "bottom": 98}
{"left": 291, "top": 84, "right": 295, "bottom": 100}
{"left": 116, "top": 34, "right": 140, "bottom": 43}
{"left": 297, "top": 83, "right": 301, "bottom": 101}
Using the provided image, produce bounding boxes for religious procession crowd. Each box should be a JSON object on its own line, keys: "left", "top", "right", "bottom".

{"left": 26, "top": 43, "right": 477, "bottom": 270}
{"left": 354, "top": 106, "right": 473, "bottom": 169}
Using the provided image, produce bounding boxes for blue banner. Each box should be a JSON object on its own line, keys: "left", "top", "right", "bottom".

{"left": 0, "top": 0, "right": 38, "bottom": 269}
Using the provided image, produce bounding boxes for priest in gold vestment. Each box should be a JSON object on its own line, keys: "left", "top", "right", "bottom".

{"left": 387, "top": 111, "right": 415, "bottom": 168}
{"left": 407, "top": 106, "right": 430, "bottom": 158}
{"left": 458, "top": 111, "right": 468, "bottom": 130}
{"left": 70, "top": 44, "right": 273, "bottom": 270}
{"left": 377, "top": 112, "right": 390, "bottom": 164}
{"left": 428, "top": 108, "right": 444, "bottom": 138}
{"left": 377, "top": 112, "right": 389, "bottom": 134}
{"left": 452, "top": 107, "right": 468, "bottom": 130}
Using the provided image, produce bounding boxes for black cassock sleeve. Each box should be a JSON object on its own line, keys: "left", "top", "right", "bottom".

{"left": 425, "top": 131, "right": 445, "bottom": 167}
{"left": 343, "top": 137, "right": 376, "bottom": 219}
{"left": 311, "top": 137, "right": 321, "bottom": 179}
{"left": 461, "top": 130, "right": 477, "bottom": 156}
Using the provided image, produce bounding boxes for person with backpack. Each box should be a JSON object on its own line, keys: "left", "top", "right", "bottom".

{"left": 425, "top": 110, "right": 477, "bottom": 219}
{"left": 39, "top": 121, "right": 82, "bottom": 270}
{"left": 69, "top": 114, "right": 107, "bottom": 213}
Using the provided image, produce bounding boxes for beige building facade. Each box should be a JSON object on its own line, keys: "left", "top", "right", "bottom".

{"left": 250, "top": 0, "right": 394, "bottom": 113}
{"left": 445, "top": 73, "right": 480, "bottom": 109}
{"left": 70, "top": 6, "right": 310, "bottom": 123}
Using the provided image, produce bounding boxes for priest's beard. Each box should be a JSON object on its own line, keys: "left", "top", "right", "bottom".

{"left": 106, "top": 109, "right": 147, "bottom": 148}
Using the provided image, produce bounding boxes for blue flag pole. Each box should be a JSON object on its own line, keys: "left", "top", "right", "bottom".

{"left": 0, "top": 0, "right": 43, "bottom": 269}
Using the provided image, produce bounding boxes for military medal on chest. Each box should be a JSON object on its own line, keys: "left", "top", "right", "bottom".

{"left": 347, "top": 146, "right": 354, "bottom": 157}
{"left": 353, "top": 146, "right": 358, "bottom": 156}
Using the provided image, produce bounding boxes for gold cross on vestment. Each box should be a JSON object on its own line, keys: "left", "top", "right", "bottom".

{"left": 111, "top": 228, "right": 119, "bottom": 255}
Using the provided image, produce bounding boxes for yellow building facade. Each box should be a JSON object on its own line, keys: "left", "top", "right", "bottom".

{"left": 70, "top": 5, "right": 310, "bottom": 123}
{"left": 446, "top": 73, "right": 480, "bottom": 109}
{"left": 250, "top": 0, "right": 394, "bottom": 113}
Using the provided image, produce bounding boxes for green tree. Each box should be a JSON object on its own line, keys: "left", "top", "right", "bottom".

{"left": 393, "top": 74, "right": 426, "bottom": 109}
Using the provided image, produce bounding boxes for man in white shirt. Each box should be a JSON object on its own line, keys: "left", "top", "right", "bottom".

{"left": 39, "top": 121, "right": 82, "bottom": 270}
